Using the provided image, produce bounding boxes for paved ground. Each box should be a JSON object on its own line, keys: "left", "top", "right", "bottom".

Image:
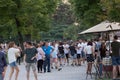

{"left": 4, "top": 62, "right": 94, "bottom": 80}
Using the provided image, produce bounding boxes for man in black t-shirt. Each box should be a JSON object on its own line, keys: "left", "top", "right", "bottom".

{"left": 111, "top": 35, "right": 120, "bottom": 79}
{"left": 24, "top": 42, "right": 38, "bottom": 80}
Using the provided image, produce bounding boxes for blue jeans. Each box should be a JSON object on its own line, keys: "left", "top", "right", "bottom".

{"left": 43, "top": 58, "right": 51, "bottom": 72}
{"left": 0, "top": 74, "right": 3, "bottom": 80}
{"left": 99, "top": 63, "right": 103, "bottom": 76}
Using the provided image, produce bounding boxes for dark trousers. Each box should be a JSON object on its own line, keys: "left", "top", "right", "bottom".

{"left": 17, "top": 57, "right": 21, "bottom": 65}
{"left": 43, "top": 58, "right": 51, "bottom": 72}
{"left": 37, "top": 59, "right": 43, "bottom": 72}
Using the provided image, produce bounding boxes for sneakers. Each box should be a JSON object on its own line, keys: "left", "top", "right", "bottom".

{"left": 58, "top": 68, "right": 62, "bottom": 71}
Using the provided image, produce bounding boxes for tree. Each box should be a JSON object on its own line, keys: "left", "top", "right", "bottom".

{"left": 70, "top": 0, "right": 120, "bottom": 28}
{"left": 63, "top": 24, "right": 79, "bottom": 40}
{"left": 0, "top": 0, "right": 58, "bottom": 45}
{"left": 100, "top": 0, "right": 120, "bottom": 22}
{"left": 70, "top": 0, "right": 102, "bottom": 26}
{"left": 41, "top": 1, "right": 76, "bottom": 40}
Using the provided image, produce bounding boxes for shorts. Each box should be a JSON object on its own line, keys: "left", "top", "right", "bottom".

{"left": 26, "top": 63, "right": 36, "bottom": 72}
{"left": 112, "top": 56, "right": 120, "bottom": 65}
{"left": 77, "top": 54, "right": 81, "bottom": 59}
{"left": 81, "top": 51, "right": 85, "bottom": 58}
{"left": 86, "top": 54, "right": 94, "bottom": 62}
{"left": 52, "top": 52, "right": 58, "bottom": 58}
{"left": 65, "top": 54, "right": 69, "bottom": 59}
{"left": 71, "top": 54, "right": 77, "bottom": 59}
{"left": 9, "top": 61, "right": 17, "bottom": 67}
{"left": 0, "top": 74, "right": 3, "bottom": 80}
{"left": 58, "top": 54, "right": 65, "bottom": 58}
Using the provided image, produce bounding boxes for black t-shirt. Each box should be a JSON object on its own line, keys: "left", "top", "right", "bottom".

{"left": 99, "top": 47, "right": 107, "bottom": 59}
{"left": 111, "top": 41, "right": 120, "bottom": 57}
{"left": 69, "top": 46, "right": 76, "bottom": 56}
{"left": 58, "top": 45, "right": 64, "bottom": 54}
{"left": 24, "top": 47, "right": 38, "bottom": 63}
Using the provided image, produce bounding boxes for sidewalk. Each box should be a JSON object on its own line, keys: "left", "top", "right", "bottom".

{"left": 4, "top": 63, "right": 94, "bottom": 80}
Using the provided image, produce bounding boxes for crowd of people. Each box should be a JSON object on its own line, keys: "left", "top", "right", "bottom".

{"left": 0, "top": 35, "right": 120, "bottom": 80}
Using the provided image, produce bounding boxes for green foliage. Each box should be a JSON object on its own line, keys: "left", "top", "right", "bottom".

{"left": 70, "top": 0, "right": 102, "bottom": 27}
{"left": 100, "top": 0, "right": 120, "bottom": 22}
{"left": 70, "top": 0, "right": 120, "bottom": 40}
{"left": 0, "top": 0, "right": 58, "bottom": 42}
{"left": 41, "top": 2, "right": 75, "bottom": 40}
{"left": 63, "top": 24, "right": 78, "bottom": 40}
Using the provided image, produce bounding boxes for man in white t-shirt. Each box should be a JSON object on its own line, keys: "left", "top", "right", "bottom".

{"left": 63, "top": 42, "right": 70, "bottom": 65}
{"left": 77, "top": 41, "right": 83, "bottom": 66}
{"left": 81, "top": 40, "right": 87, "bottom": 64}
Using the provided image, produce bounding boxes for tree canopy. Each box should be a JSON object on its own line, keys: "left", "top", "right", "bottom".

{"left": 0, "top": 0, "right": 120, "bottom": 42}
{"left": 0, "top": 0, "right": 58, "bottom": 43}
{"left": 70, "top": 0, "right": 120, "bottom": 28}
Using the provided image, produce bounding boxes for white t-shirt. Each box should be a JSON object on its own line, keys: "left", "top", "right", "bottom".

{"left": 78, "top": 43, "right": 84, "bottom": 49}
{"left": 117, "top": 40, "right": 120, "bottom": 42}
{"left": 77, "top": 43, "right": 83, "bottom": 54}
{"left": 37, "top": 47, "right": 45, "bottom": 60}
{"left": 8, "top": 48, "right": 20, "bottom": 64}
{"left": 63, "top": 44, "right": 69, "bottom": 54}
{"left": 51, "top": 46, "right": 58, "bottom": 58}
{"left": 82, "top": 42, "right": 87, "bottom": 52}
{"left": 76, "top": 48, "right": 82, "bottom": 54}
{"left": 85, "top": 45, "right": 93, "bottom": 54}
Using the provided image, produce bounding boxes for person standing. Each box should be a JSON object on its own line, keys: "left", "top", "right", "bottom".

{"left": 81, "top": 40, "right": 87, "bottom": 64}
{"left": 24, "top": 42, "right": 38, "bottom": 80}
{"left": 76, "top": 42, "right": 82, "bottom": 66}
{"left": 111, "top": 35, "right": 120, "bottom": 80}
{"left": 99, "top": 42, "right": 107, "bottom": 77}
{"left": 58, "top": 42, "right": 65, "bottom": 66}
{"left": 84, "top": 41, "right": 94, "bottom": 74}
{"left": 69, "top": 43, "right": 77, "bottom": 66}
{"left": 0, "top": 46, "right": 7, "bottom": 80}
{"left": 51, "top": 42, "right": 62, "bottom": 71}
{"left": 63, "top": 42, "right": 70, "bottom": 65}
{"left": 16, "top": 46, "right": 22, "bottom": 65}
{"left": 7, "top": 42, "right": 20, "bottom": 80}
{"left": 42, "top": 42, "right": 53, "bottom": 73}
{"left": 37, "top": 42, "right": 45, "bottom": 73}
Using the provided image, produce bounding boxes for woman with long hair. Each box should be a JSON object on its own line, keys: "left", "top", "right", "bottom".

{"left": 37, "top": 41, "right": 45, "bottom": 73}
{"left": 85, "top": 41, "right": 94, "bottom": 74}
{"left": 99, "top": 42, "right": 107, "bottom": 77}
{"left": 51, "top": 42, "right": 62, "bottom": 71}
{"left": 7, "top": 42, "right": 20, "bottom": 80}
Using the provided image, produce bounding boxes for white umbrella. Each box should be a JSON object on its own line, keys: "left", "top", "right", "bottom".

{"left": 79, "top": 21, "right": 120, "bottom": 34}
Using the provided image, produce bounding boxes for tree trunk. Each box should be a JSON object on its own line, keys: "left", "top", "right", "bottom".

{"left": 14, "top": 0, "right": 24, "bottom": 49}
{"left": 14, "top": 17, "right": 24, "bottom": 49}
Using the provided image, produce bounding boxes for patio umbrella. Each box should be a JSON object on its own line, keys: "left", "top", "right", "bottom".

{"left": 79, "top": 21, "right": 120, "bottom": 34}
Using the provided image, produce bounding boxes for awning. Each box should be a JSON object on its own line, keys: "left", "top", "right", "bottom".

{"left": 79, "top": 21, "right": 120, "bottom": 34}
